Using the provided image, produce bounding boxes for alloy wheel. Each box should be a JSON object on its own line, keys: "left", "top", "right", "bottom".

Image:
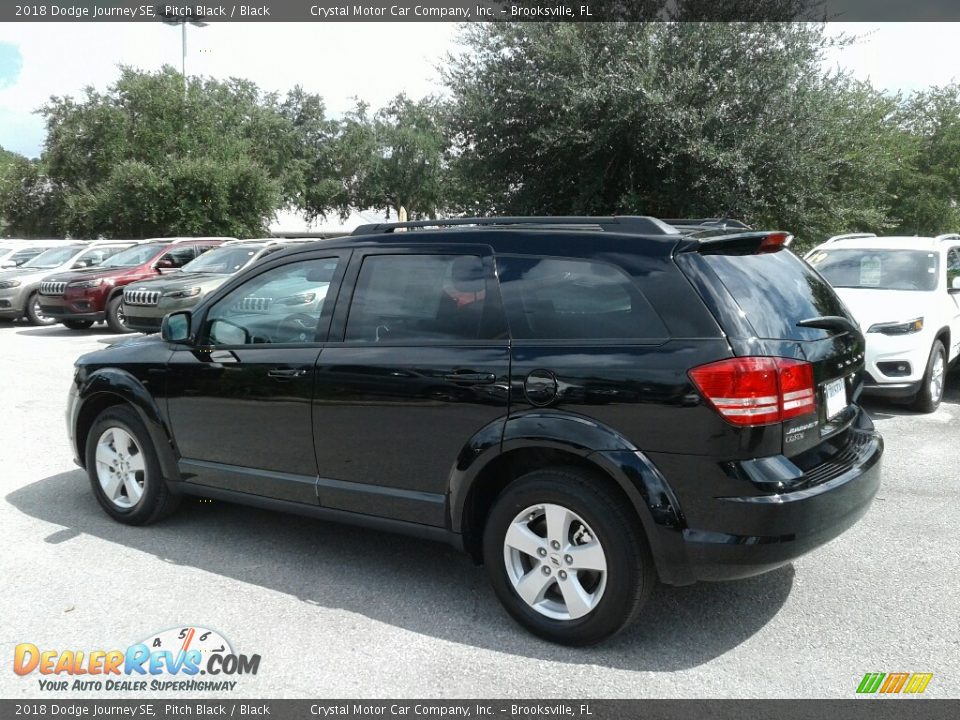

{"left": 502, "top": 503, "right": 607, "bottom": 621}
{"left": 31, "top": 297, "right": 53, "bottom": 324}
{"left": 94, "top": 427, "right": 146, "bottom": 509}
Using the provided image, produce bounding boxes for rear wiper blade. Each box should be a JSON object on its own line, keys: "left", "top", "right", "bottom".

{"left": 796, "top": 316, "right": 860, "bottom": 335}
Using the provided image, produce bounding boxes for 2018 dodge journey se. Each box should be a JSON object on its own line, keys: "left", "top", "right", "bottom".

{"left": 66, "top": 216, "right": 883, "bottom": 645}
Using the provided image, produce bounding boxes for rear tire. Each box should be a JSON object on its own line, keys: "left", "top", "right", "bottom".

{"left": 483, "top": 467, "right": 656, "bottom": 646}
{"left": 62, "top": 319, "right": 94, "bottom": 330}
{"left": 106, "top": 295, "right": 134, "bottom": 333}
{"left": 25, "top": 292, "right": 57, "bottom": 326}
{"left": 85, "top": 405, "right": 179, "bottom": 525}
{"left": 912, "top": 340, "right": 946, "bottom": 413}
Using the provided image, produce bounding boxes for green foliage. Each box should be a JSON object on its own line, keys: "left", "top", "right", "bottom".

{"left": 0, "top": 155, "right": 65, "bottom": 237}
{"left": 887, "top": 84, "right": 960, "bottom": 236}
{"left": 0, "top": 145, "right": 21, "bottom": 174}
{"left": 356, "top": 94, "right": 449, "bottom": 219}
{"left": 2, "top": 67, "right": 324, "bottom": 238}
{"left": 297, "top": 94, "right": 449, "bottom": 221}
{"left": 6, "top": 35, "right": 960, "bottom": 245}
{"left": 444, "top": 23, "right": 908, "bottom": 245}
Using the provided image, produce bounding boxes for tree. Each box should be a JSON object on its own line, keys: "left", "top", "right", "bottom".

{"left": 0, "top": 156, "right": 65, "bottom": 237}
{"left": 0, "top": 145, "right": 30, "bottom": 236}
{"left": 0, "top": 67, "right": 344, "bottom": 238}
{"left": 887, "top": 84, "right": 960, "bottom": 236}
{"left": 305, "top": 94, "right": 450, "bottom": 221}
{"left": 443, "top": 23, "right": 902, "bottom": 244}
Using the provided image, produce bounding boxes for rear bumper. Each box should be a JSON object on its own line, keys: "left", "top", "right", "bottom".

{"left": 641, "top": 411, "right": 883, "bottom": 584}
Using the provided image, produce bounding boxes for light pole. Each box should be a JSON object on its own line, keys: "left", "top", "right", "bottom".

{"left": 155, "top": 5, "right": 209, "bottom": 97}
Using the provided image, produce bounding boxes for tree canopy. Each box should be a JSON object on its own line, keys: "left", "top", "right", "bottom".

{"left": 443, "top": 23, "right": 913, "bottom": 244}
{"left": 3, "top": 26, "right": 960, "bottom": 245}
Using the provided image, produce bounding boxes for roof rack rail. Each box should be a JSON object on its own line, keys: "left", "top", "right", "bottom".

{"left": 662, "top": 218, "right": 751, "bottom": 230}
{"left": 351, "top": 216, "right": 680, "bottom": 236}
{"left": 222, "top": 237, "right": 318, "bottom": 246}
{"left": 824, "top": 232, "right": 877, "bottom": 243}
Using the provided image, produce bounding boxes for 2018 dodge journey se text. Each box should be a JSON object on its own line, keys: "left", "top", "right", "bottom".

{"left": 66, "top": 216, "right": 883, "bottom": 645}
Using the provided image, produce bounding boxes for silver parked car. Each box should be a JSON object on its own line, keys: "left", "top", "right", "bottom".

{"left": 0, "top": 242, "right": 134, "bottom": 325}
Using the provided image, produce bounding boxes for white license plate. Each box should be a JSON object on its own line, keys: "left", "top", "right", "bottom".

{"left": 823, "top": 378, "right": 847, "bottom": 420}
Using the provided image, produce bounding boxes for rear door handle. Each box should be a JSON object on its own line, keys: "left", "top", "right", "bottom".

{"left": 443, "top": 371, "right": 497, "bottom": 384}
{"left": 268, "top": 367, "right": 310, "bottom": 379}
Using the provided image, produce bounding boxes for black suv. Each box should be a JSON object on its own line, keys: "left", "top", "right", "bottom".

{"left": 67, "top": 217, "right": 883, "bottom": 645}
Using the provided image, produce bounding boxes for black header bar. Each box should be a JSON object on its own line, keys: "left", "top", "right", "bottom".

{"left": 5, "top": 1, "right": 960, "bottom": 22}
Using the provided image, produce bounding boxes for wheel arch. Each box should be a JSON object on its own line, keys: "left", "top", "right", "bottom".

{"left": 449, "top": 412, "right": 691, "bottom": 584}
{"left": 934, "top": 326, "right": 950, "bottom": 359}
{"left": 75, "top": 369, "right": 180, "bottom": 483}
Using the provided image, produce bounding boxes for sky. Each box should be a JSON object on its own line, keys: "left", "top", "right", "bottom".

{"left": 0, "top": 21, "right": 959, "bottom": 159}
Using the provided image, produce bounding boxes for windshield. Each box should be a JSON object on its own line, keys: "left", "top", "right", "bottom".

{"left": 23, "top": 245, "right": 86, "bottom": 269}
{"left": 807, "top": 248, "right": 939, "bottom": 291}
{"left": 100, "top": 243, "right": 166, "bottom": 268}
{"left": 182, "top": 245, "right": 264, "bottom": 274}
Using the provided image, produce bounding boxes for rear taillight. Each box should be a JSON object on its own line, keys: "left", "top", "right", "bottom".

{"left": 689, "top": 357, "right": 816, "bottom": 426}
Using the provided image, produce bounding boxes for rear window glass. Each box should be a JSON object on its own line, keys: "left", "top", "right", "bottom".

{"left": 702, "top": 250, "right": 848, "bottom": 341}
{"left": 496, "top": 256, "right": 668, "bottom": 340}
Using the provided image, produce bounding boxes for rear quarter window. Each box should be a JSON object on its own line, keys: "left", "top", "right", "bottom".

{"left": 702, "top": 250, "right": 848, "bottom": 341}
{"left": 496, "top": 256, "right": 668, "bottom": 341}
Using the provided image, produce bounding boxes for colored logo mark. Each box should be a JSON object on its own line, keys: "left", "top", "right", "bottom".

{"left": 857, "top": 672, "right": 933, "bottom": 695}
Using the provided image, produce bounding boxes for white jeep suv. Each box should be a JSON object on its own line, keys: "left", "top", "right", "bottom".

{"left": 805, "top": 233, "right": 960, "bottom": 412}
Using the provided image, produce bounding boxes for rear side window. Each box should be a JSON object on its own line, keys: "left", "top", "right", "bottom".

{"left": 703, "top": 250, "right": 848, "bottom": 341}
{"left": 947, "top": 247, "right": 960, "bottom": 286}
{"left": 345, "top": 254, "right": 498, "bottom": 343}
{"left": 496, "top": 256, "right": 668, "bottom": 340}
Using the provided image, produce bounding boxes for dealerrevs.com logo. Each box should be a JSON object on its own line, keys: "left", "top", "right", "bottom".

{"left": 13, "top": 626, "right": 261, "bottom": 692}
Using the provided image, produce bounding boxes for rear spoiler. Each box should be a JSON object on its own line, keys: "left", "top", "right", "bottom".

{"left": 677, "top": 230, "right": 793, "bottom": 255}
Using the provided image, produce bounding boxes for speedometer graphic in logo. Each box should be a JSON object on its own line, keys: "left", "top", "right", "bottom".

{"left": 138, "top": 626, "right": 233, "bottom": 660}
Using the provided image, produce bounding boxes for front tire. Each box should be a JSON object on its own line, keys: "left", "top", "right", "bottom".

{"left": 85, "top": 405, "right": 179, "bottom": 525}
{"left": 106, "top": 295, "right": 134, "bottom": 333}
{"left": 912, "top": 340, "right": 947, "bottom": 413}
{"left": 483, "top": 467, "right": 656, "bottom": 645}
{"left": 25, "top": 292, "right": 57, "bottom": 326}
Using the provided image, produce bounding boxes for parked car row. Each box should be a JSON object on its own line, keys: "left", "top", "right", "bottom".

{"left": 0, "top": 237, "right": 328, "bottom": 333}
{"left": 121, "top": 239, "right": 316, "bottom": 333}
{"left": 64, "top": 216, "right": 885, "bottom": 646}
{"left": 0, "top": 238, "right": 81, "bottom": 270}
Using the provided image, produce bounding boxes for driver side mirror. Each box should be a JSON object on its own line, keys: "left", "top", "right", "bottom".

{"left": 73, "top": 260, "right": 91, "bottom": 269}
{"left": 161, "top": 311, "right": 193, "bottom": 344}
{"left": 950, "top": 276, "right": 960, "bottom": 293}
{"left": 154, "top": 258, "right": 177, "bottom": 273}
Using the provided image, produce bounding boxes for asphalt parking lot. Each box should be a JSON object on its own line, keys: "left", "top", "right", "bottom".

{"left": 1, "top": 319, "right": 958, "bottom": 698}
